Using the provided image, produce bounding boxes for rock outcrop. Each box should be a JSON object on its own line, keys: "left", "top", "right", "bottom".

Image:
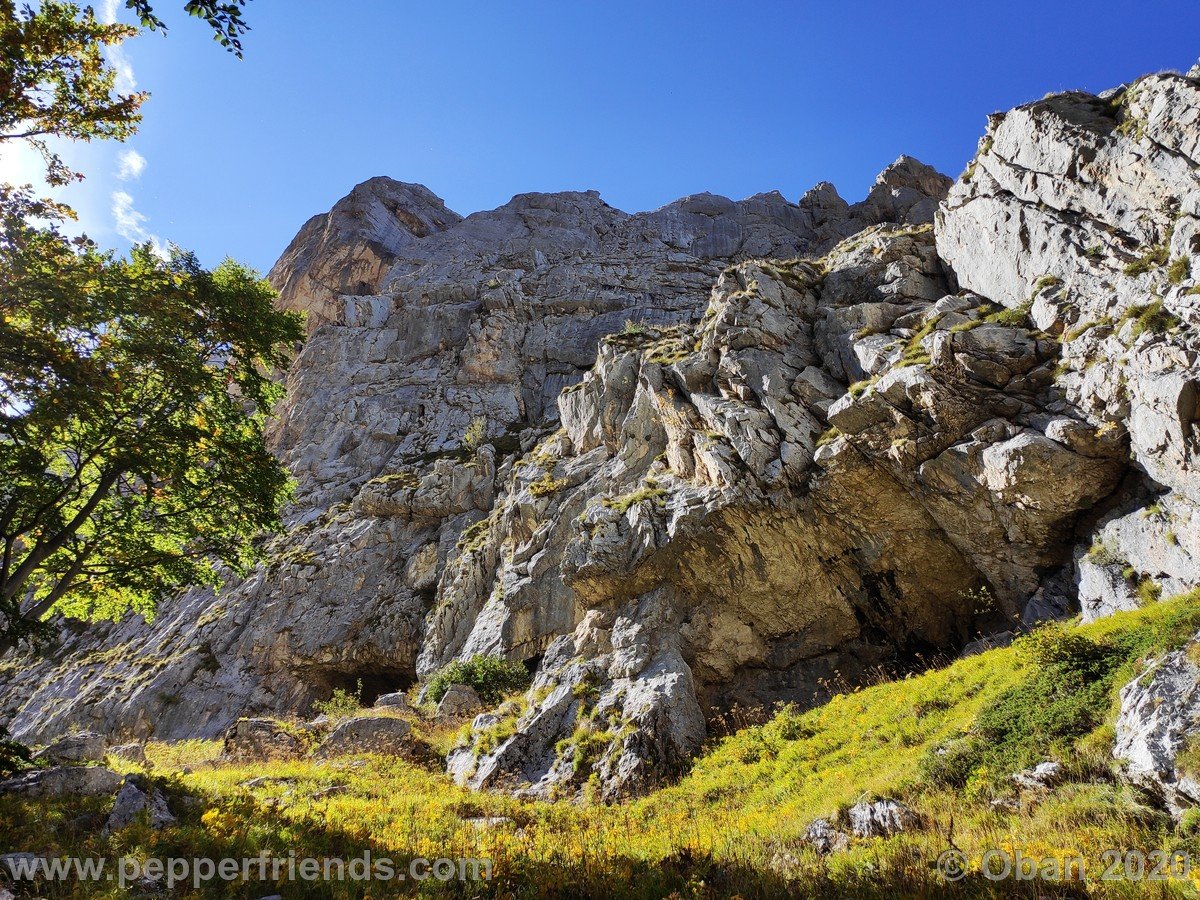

{"left": 0, "top": 766, "right": 123, "bottom": 799}
{"left": 938, "top": 73, "right": 1200, "bottom": 626}
{"left": 1114, "top": 635, "right": 1200, "bottom": 814}
{"left": 31, "top": 731, "right": 105, "bottom": 766}
{"left": 1, "top": 68, "right": 1198, "bottom": 802}
{"left": 0, "top": 158, "right": 952, "bottom": 748}
{"left": 221, "top": 719, "right": 303, "bottom": 762}
{"left": 313, "top": 715, "right": 413, "bottom": 758}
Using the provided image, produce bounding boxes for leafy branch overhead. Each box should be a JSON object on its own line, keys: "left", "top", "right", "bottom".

{"left": 0, "top": 1, "right": 252, "bottom": 184}
{"left": 0, "top": 1, "right": 144, "bottom": 184}
{"left": 126, "top": 0, "right": 251, "bottom": 56}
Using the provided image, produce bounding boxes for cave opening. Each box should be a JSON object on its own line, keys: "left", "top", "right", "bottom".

{"left": 312, "top": 664, "right": 416, "bottom": 707}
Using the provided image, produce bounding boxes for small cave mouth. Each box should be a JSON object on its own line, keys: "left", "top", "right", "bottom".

{"left": 308, "top": 664, "right": 416, "bottom": 708}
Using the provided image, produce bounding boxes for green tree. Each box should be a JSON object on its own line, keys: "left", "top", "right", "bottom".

{"left": 0, "top": 1, "right": 143, "bottom": 184}
{"left": 0, "top": 186, "right": 302, "bottom": 644}
{"left": 1, "top": 1, "right": 251, "bottom": 183}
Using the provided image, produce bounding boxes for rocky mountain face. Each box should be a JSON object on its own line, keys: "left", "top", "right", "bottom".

{"left": 2, "top": 69, "right": 1198, "bottom": 802}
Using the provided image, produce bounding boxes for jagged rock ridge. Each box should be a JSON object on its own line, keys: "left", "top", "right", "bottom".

{"left": 0, "top": 157, "right": 951, "bottom": 744}
{"left": 2, "top": 70, "right": 1198, "bottom": 802}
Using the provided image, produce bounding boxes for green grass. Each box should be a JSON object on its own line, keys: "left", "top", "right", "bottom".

{"left": 847, "top": 378, "right": 873, "bottom": 398}
{"left": 895, "top": 315, "right": 940, "bottom": 368}
{"left": 1121, "top": 299, "right": 1182, "bottom": 338}
{"left": 5, "top": 592, "right": 1200, "bottom": 897}
{"left": 601, "top": 479, "right": 667, "bottom": 513}
{"left": 982, "top": 298, "right": 1033, "bottom": 328}
{"left": 1168, "top": 256, "right": 1191, "bottom": 286}
{"left": 528, "top": 471, "right": 568, "bottom": 498}
{"left": 816, "top": 426, "right": 841, "bottom": 448}
{"left": 1124, "top": 243, "right": 1170, "bottom": 277}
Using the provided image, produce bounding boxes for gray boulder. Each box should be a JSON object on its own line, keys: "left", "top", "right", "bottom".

{"left": 221, "top": 718, "right": 304, "bottom": 762}
{"left": 108, "top": 743, "right": 148, "bottom": 765}
{"left": 802, "top": 818, "right": 849, "bottom": 854}
{"left": 436, "top": 684, "right": 483, "bottom": 719}
{"left": 0, "top": 766, "right": 123, "bottom": 798}
{"left": 314, "top": 716, "right": 413, "bottom": 758}
{"left": 847, "top": 798, "right": 918, "bottom": 838}
{"left": 1012, "top": 760, "right": 1064, "bottom": 790}
{"left": 32, "top": 731, "right": 105, "bottom": 765}
{"left": 373, "top": 691, "right": 412, "bottom": 711}
{"left": 103, "top": 774, "right": 176, "bottom": 834}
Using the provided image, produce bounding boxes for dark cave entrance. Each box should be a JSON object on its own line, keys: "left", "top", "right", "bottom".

{"left": 310, "top": 663, "right": 416, "bottom": 707}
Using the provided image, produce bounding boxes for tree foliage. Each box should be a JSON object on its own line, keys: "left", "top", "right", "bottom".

{"left": 0, "top": 0, "right": 252, "bottom": 184}
{"left": 0, "top": 1, "right": 144, "bottom": 184}
{"left": 0, "top": 0, "right": 277, "bottom": 645}
{"left": 127, "top": 0, "right": 251, "bottom": 56}
{"left": 0, "top": 186, "right": 302, "bottom": 643}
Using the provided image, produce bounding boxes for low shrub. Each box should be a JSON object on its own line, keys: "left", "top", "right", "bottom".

{"left": 425, "top": 654, "right": 531, "bottom": 705}
{"left": 313, "top": 681, "right": 363, "bottom": 720}
{"left": 0, "top": 728, "right": 32, "bottom": 780}
{"left": 1123, "top": 299, "right": 1181, "bottom": 338}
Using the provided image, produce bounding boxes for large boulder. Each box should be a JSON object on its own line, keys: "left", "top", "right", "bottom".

{"left": 103, "top": 774, "right": 176, "bottom": 834}
{"left": 314, "top": 716, "right": 413, "bottom": 758}
{"left": 32, "top": 731, "right": 105, "bottom": 765}
{"left": 373, "top": 692, "right": 412, "bottom": 712}
{"left": 0, "top": 766, "right": 123, "bottom": 798}
{"left": 221, "top": 719, "right": 304, "bottom": 762}
{"left": 435, "top": 685, "right": 483, "bottom": 719}
{"left": 107, "top": 743, "right": 148, "bottom": 766}
{"left": 847, "top": 798, "right": 919, "bottom": 838}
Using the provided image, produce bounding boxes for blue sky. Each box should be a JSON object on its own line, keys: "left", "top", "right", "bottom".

{"left": 3, "top": 0, "right": 1199, "bottom": 273}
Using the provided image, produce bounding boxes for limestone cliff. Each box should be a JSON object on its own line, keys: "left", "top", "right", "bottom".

{"left": 2, "top": 70, "right": 1197, "bottom": 802}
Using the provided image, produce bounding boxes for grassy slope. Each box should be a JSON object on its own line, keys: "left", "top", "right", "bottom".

{"left": 5, "top": 592, "right": 1200, "bottom": 898}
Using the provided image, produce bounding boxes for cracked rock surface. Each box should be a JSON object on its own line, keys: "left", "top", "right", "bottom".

{"left": 2, "top": 71, "right": 1198, "bottom": 800}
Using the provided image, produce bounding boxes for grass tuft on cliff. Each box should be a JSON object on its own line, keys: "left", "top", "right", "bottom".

{"left": 4, "top": 591, "right": 1200, "bottom": 897}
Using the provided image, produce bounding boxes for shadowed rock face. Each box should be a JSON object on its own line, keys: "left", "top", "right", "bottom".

{"left": 3, "top": 70, "right": 1198, "bottom": 801}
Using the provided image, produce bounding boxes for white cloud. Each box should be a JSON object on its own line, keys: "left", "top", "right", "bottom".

{"left": 117, "top": 149, "right": 146, "bottom": 180}
{"left": 111, "top": 189, "right": 147, "bottom": 239}
{"left": 1, "top": 2, "right": 167, "bottom": 257}
{"left": 99, "top": 0, "right": 137, "bottom": 94}
{"left": 111, "top": 190, "right": 168, "bottom": 257}
{"left": 98, "top": 6, "right": 165, "bottom": 257}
